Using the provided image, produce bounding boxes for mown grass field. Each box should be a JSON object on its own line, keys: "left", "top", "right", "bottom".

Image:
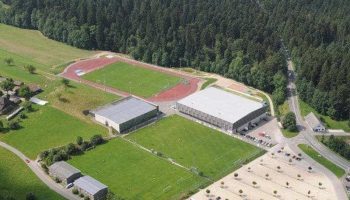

{"left": 83, "top": 62, "right": 182, "bottom": 97}
{"left": 298, "top": 144, "right": 345, "bottom": 178}
{"left": 127, "top": 115, "right": 263, "bottom": 179}
{"left": 69, "top": 138, "right": 206, "bottom": 200}
{"left": 0, "top": 147, "right": 64, "bottom": 200}
{"left": 0, "top": 23, "right": 94, "bottom": 69}
{"left": 0, "top": 106, "right": 108, "bottom": 159}
{"left": 299, "top": 99, "right": 350, "bottom": 132}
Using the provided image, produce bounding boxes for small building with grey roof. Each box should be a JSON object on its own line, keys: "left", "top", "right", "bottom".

{"left": 176, "top": 87, "right": 267, "bottom": 133}
{"left": 48, "top": 161, "right": 82, "bottom": 185}
{"left": 305, "top": 112, "right": 326, "bottom": 132}
{"left": 74, "top": 176, "right": 108, "bottom": 200}
{"left": 91, "top": 96, "right": 159, "bottom": 133}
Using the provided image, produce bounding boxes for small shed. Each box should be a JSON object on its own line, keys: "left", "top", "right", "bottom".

{"left": 74, "top": 176, "right": 108, "bottom": 200}
{"left": 0, "top": 96, "right": 14, "bottom": 115}
{"left": 49, "top": 161, "right": 82, "bottom": 185}
{"left": 305, "top": 112, "right": 326, "bottom": 132}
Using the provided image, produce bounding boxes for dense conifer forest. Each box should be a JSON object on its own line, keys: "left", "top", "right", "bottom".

{"left": 0, "top": 0, "right": 349, "bottom": 121}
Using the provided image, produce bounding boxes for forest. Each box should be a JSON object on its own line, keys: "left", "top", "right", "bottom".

{"left": 0, "top": 0, "right": 349, "bottom": 121}
{"left": 262, "top": 0, "right": 350, "bottom": 121}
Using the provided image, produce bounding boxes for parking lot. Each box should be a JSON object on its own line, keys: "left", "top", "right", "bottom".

{"left": 190, "top": 146, "right": 338, "bottom": 200}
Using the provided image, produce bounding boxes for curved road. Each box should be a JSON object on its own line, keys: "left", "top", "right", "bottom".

{"left": 0, "top": 141, "right": 78, "bottom": 200}
{"left": 287, "top": 60, "right": 350, "bottom": 170}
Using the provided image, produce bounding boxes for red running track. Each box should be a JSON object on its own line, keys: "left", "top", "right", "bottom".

{"left": 61, "top": 56, "right": 200, "bottom": 102}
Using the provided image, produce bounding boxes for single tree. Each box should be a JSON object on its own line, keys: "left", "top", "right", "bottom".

{"left": 234, "top": 173, "right": 239, "bottom": 179}
{"left": 286, "top": 182, "right": 289, "bottom": 188}
{"left": 282, "top": 112, "right": 297, "bottom": 131}
{"left": 277, "top": 166, "right": 281, "bottom": 172}
{"left": 61, "top": 78, "right": 70, "bottom": 87}
{"left": 308, "top": 166, "right": 312, "bottom": 172}
{"left": 318, "top": 182, "right": 322, "bottom": 189}
{"left": 24, "top": 65, "right": 36, "bottom": 74}
{"left": 265, "top": 173, "right": 269, "bottom": 180}
{"left": 247, "top": 167, "right": 251, "bottom": 172}
{"left": 4, "top": 58, "right": 14, "bottom": 66}
{"left": 221, "top": 181, "right": 225, "bottom": 188}
{"left": 252, "top": 181, "right": 257, "bottom": 188}
{"left": 206, "top": 189, "right": 210, "bottom": 197}
{"left": 289, "top": 158, "right": 293, "bottom": 165}
{"left": 307, "top": 190, "right": 311, "bottom": 197}
{"left": 0, "top": 79, "right": 14, "bottom": 93}
{"left": 238, "top": 189, "right": 243, "bottom": 196}
{"left": 18, "top": 86, "right": 32, "bottom": 100}
{"left": 273, "top": 190, "right": 278, "bottom": 197}
{"left": 297, "top": 174, "right": 302, "bottom": 180}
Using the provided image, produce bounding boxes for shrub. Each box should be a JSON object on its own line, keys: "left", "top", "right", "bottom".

{"left": 54, "top": 177, "right": 61, "bottom": 183}
{"left": 7, "top": 120, "right": 20, "bottom": 130}
{"left": 90, "top": 134, "right": 104, "bottom": 146}
{"left": 26, "top": 193, "right": 36, "bottom": 200}
{"left": 65, "top": 143, "right": 80, "bottom": 155}
{"left": 81, "top": 141, "right": 91, "bottom": 151}
{"left": 23, "top": 101, "right": 33, "bottom": 112}
{"left": 72, "top": 189, "right": 79, "bottom": 195}
{"left": 19, "top": 113, "right": 27, "bottom": 119}
{"left": 156, "top": 151, "right": 163, "bottom": 157}
{"left": 84, "top": 197, "right": 90, "bottom": 200}
{"left": 79, "top": 193, "right": 84, "bottom": 198}
{"left": 76, "top": 136, "right": 83, "bottom": 145}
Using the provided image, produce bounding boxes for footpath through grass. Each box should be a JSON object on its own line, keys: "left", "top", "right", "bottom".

{"left": 0, "top": 147, "right": 64, "bottom": 200}
{"left": 298, "top": 144, "right": 345, "bottom": 178}
{"left": 299, "top": 100, "right": 350, "bottom": 132}
{"left": 0, "top": 23, "right": 93, "bottom": 68}
{"left": 127, "top": 115, "right": 263, "bottom": 179}
{"left": 69, "top": 138, "right": 206, "bottom": 200}
{"left": 83, "top": 62, "right": 182, "bottom": 98}
{"left": 0, "top": 106, "right": 108, "bottom": 159}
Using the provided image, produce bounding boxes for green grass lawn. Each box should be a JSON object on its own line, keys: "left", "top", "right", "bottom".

{"left": 126, "top": 115, "right": 263, "bottom": 179}
{"left": 0, "top": 106, "right": 108, "bottom": 159}
{"left": 0, "top": 23, "right": 94, "bottom": 68}
{"left": 83, "top": 62, "right": 182, "bottom": 97}
{"left": 69, "top": 138, "right": 206, "bottom": 200}
{"left": 201, "top": 78, "right": 217, "bottom": 90}
{"left": 281, "top": 129, "right": 298, "bottom": 138}
{"left": 298, "top": 144, "right": 345, "bottom": 178}
{"left": 299, "top": 99, "right": 350, "bottom": 132}
{"left": 0, "top": 147, "right": 64, "bottom": 199}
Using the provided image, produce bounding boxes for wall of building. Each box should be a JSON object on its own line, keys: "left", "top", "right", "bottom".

{"left": 119, "top": 108, "right": 158, "bottom": 132}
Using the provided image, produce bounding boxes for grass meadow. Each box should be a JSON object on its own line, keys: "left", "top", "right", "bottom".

{"left": 69, "top": 138, "right": 206, "bottom": 200}
{"left": 126, "top": 115, "right": 263, "bottom": 179}
{"left": 0, "top": 23, "right": 93, "bottom": 69}
{"left": 83, "top": 62, "right": 182, "bottom": 97}
{"left": 0, "top": 106, "right": 108, "bottom": 159}
{"left": 0, "top": 147, "right": 64, "bottom": 199}
{"left": 298, "top": 144, "right": 345, "bottom": 178}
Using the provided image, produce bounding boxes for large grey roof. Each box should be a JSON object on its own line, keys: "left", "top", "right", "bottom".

{"left": 177, "top": 87, "right": 265, "bottom": 124}
{"left": 49, "top": 161, "right": 81, "bottom": 179}
{"left": 305, "top": 112, "right": 324, "bottom": 128}
{"left": 74, "top": 176, "right": 107, "bottom": 195}
{"left": 92, "top": 97, "right": 157, "bottom": 124}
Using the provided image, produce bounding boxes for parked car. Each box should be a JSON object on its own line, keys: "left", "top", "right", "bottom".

{"left": 345, "top": 176, "right": 350, "bottom": 182}
{"left": 66, "top": 183, "right": 74, "bottom": 189}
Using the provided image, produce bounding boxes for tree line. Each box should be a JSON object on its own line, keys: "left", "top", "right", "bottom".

{"left": 261, "top": 0, "right": 350, "bottom": 121}
{"left": 0, "top": 0, "right": 287, "bottom": 106}
{"left": 321, "top": 135, "right": 350, "bottom": 161}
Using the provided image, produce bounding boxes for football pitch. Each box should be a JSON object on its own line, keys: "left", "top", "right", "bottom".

{"left": 69, "top": 138, "right": 206, "bottom": 200}
{"left": 83, "top": 62, "right": 182, "bottom": 97}
{"left": 127, "top": 115, "right": 263, "bottom": 179}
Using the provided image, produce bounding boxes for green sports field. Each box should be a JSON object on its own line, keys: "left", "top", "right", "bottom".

{"left": 69, "top": 138, "right": 206, "bottom": 200}
{"left": 83, "top": 62, "right": 182, "bottom": 97}
{"left": 0, "top": 147, "right": 64, "bottom": 200}
{"left": 126, "top": 115, "right": 263, "bottom": 179}
{"left": 0, "top": 106, "right": 108, "bottom": 159}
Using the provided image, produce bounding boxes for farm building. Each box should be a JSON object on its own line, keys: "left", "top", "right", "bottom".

{"left": 74, "top": 176, "right": 108, "bottom": 200}
{"left": 91, "top": 96, "right": 159, "bottom": 133}
{"left": 0, "top": 96, "right": 15, "bottom": 115}
{"left": 305, "top": 112, "right": 326, "bottom": 132}
{"left": 176, "top": 87, "right": 267, "bottom": 133}
{"left": 48, "top": 161, "right": 82, "bottom": 185}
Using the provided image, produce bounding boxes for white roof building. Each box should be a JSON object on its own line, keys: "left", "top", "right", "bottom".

{"left": 176, "top": 87, "right": 267, "bottom": 132}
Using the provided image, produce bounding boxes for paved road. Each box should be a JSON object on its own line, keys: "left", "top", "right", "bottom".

{"left": 287, "top": 60, "right": 350, "bottom": 170}
{"left": 285, "top": 61, "right": 349, "bottom": 199}
{"left": 0, "top": 141, "right": 78, "bottom": 200}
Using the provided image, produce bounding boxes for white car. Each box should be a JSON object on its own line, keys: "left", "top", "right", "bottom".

{"left": 66, "top": 183, "right": 74, "bottom": 189}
